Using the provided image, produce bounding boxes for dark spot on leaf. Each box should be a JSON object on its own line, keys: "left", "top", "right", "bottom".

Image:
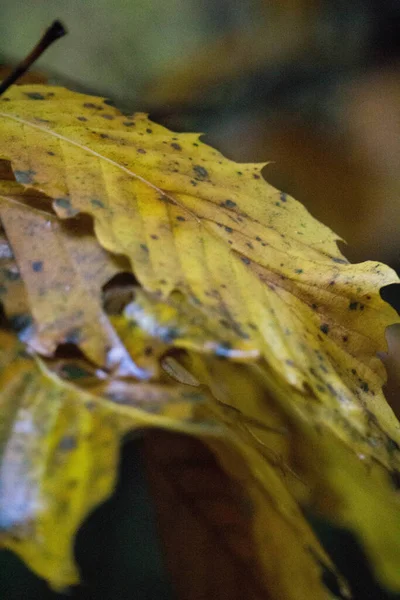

{"left": 219, "top": 319, "right": 231, "bottom": 329}
{"left": 25, "top": 92, "right": 45, "bottom": 100}
{"left": 14, "top": 169, "right": 36, "bottom": 184}
{"left": 360, "top": 381, "right": 369, "bottom": 393}
{"left": 54, "top": 197, "right": 74, "bottom": 212}
{"left": 223, "top": 199, "right": 236, "bottom": 208}
{"left": 295, "top": 269, "right": 303, "bottom": 274}
{"left": 151, "top": 234, "right": 159, "bottom": 240}
{"left": 256, "top": 236, "right": 262, "bottom": 242}
{"left": 349, "top": 301, "right": 359, "bottom": 310}
{"left": 193, "top": 165, "right": 208, "bottom": 180}
{"left": 137, "top": 148, "right": 146, "bottom": 154}
{"left": 32, "top": 261, "right": 43, "bottom": 272}
{"left": 190, "top": 180, "right": 198, "bottom": 186}
{"left": 329, "top": 280, "right": 335, "bottom": 286}
{"left": 83, "top": 102, "right": 102, "bottom": 110}
{"left": 101, "top": 114, "right": 114, "bottom": 120}
{"left": 47, "top": 151, "right": 55, "bottom": 156}
{"left": 311, "top": 303, "right": 317, "bottom": 310}
{"left": 140, "top": 244, "right": 149, "bottom": 253}
{"left": 332, "top": 257, "right": 348, "bottom": 264}
{"left": 253, "top": 174, "right": 260, "bottom": 179}
{"left": 241, "top": 257, "right": 250, "bottom": 265}
{"left": 246, "top": 242, "right": 253, "bottom": 249}
{"left": 280, "top": 192, "right": 287, "bottom": 202}
{"left": 225, "top": 226, "right": 233, "bottom": 233}
{"left": 77, "top": 116, "right": 87, "bottom": 122}
{"left": 342, "top": 335, "right": 348, "bottom": 342}
{"left": 144, "top": 346, "right": 153, "bottom": 356}
{"left": 91, "top": 198, "right": 105, "bottom": 208}
{"left": 237, "top": 171, "right": 243, "bottom": 176}
{"left": 193, "top": 142, "right": 199, "bottom": 147}
{"left": 320, "top": 323, "right": 329, "bottom": 335}
{"left": 58, "top": 436, "right": 77, "bottom": 451}
{"left": 123, "top": 121, "right": 135, "bottom": 127}
{"left": 171, "top": 142, "right": 181, "bottom": 150}
{"left": 176, "top": 216, "right": 185, "bottom": 222}
{"left": 99, "top": 133, "right": 109, "bottom": 139}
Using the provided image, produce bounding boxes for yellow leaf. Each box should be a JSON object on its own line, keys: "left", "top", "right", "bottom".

{"left": 0, "top": 180, "right": 145, "bottom": 376}
{"left": 180, "top": 351, "right": 400, "bottom": 591}
{"left": 111, "top": 287, "right": 258, "bottom": 364}
{"left": 1, "top": 84, "right": 400, "bottom": 594}
{"left": 0, "top": 329, "right": 213, "bottom": 588}
{"left": 0, "top": 86, "right": 397, "bottom": 391}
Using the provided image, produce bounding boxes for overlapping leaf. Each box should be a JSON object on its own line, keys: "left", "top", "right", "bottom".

{"left": 0, "top": 180, "right": 145, "bottom": 376}
{"left": 0, "top": 85, "right": 399, "bottom": 596}
{"left": 0, "top": 329, "right": 216, "bottom": 589}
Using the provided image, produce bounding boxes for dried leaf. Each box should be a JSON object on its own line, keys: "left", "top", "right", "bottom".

{"left": 0, "top": 180, "right": 144, "bottom": 376}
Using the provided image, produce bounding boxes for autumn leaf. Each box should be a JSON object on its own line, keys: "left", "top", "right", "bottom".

{"left": 0, "top": 84, "right": 399, "bottom": 596}
{"left": 143, "top": 430, "right": 347, "bottom": 600}
{"left": 0, "top": 328, "right": 215, "bottom": 589}
{"left": 0, "top": 180, "right": 147, "bottom": 376}
{"left": 0, "top": 327, "right": 337, "bottom": 598}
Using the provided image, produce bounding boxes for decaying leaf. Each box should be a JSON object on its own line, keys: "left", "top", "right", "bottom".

{"left": 0, "top": 85, "right": 399, "bottom": 597}
{"left": 0, "top": 180, "right": 145, "bottom": 376}
{"left": 0, "top": 329, "right": 214, "bottom": 589}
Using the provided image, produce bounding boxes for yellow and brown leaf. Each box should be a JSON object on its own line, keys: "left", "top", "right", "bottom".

{"left": 0, "top": 84, "right": 399, "bottom": 597}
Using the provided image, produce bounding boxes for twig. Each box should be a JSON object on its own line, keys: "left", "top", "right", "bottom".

{"left": 0, "top": 20, "right": 67, "bottom": 96}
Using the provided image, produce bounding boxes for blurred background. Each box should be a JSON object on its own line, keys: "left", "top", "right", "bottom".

{"left": 0, "top": 2, "right": 400, "bottom": 599}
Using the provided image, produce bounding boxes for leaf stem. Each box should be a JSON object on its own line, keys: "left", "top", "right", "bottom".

{"left": 0, "top": 20, "right": 67, "bottom": 96}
